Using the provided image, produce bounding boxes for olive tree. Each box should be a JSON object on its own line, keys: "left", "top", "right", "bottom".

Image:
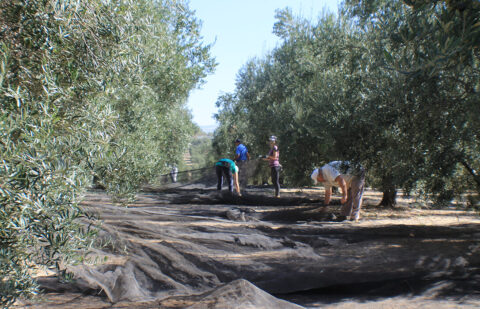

{"left": 214, "top": 9, "right": 364, "bottom": 185}
{"left": 91, "top": 0, "right": 216, "bottom": 201}
{"left": 343, "top": 0, "right": 480, "bottom": 205}
{"left": 0, "top": 0, "right": 118, "bottom": 305}
{"left": 215, "top": 0, "right": 479, "bottom": 208}
{"left": 0, "top": 0, "right": 215, "bottom": 305}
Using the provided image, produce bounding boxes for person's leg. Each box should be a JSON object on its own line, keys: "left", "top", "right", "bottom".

{"left": 216, "top": 165, "right": 223, "bottom": 190}
{"left": 276, "top": 166, "right": 281, "bottom": 197}
{"left": 225, "top": 168, "right": 233, "bottom": 193}
{"left": 340, "top": 186, "right": 354, "bottom": 218}
{"left": 349, "top": 175, "right": 365, "bottom": 221}
{"left": 237, "top": 161, "right": 247, "bottom": 190}
{"left": 271, "top": 166, "right": 280, "bottom": 197}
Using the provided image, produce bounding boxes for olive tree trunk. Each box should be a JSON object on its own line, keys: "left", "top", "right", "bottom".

{"left": 379, "top": 176, "right": 397, "bottom": 207}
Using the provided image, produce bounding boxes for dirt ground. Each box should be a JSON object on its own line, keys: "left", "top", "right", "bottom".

{"left": 15, "top": 185, "right": 480, "bottom": 309}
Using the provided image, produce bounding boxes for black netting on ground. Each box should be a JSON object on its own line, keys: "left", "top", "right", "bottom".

{"left": 33, "top": 173, "right": 480, "bottom": 306}
{"left": 155, "top": 166, "right": 218, "bottom": 189}
{"left": 154, "top": 159, "right": 268, "bottom": 191}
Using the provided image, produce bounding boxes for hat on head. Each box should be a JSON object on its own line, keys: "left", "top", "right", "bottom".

{"left": 311, "top": 168, "right": 319, "bottom": 185}
{"left": 269, "top": 135, "right": 277, "bottom": 142}
{"left": 235, "top": 139, "right": 241, "bottom": 143}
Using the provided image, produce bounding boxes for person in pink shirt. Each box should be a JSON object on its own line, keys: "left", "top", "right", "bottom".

{"left": 263, "top": 136, "right": 281, "bottom": 198}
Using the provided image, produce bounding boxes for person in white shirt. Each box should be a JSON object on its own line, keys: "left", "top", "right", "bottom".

{"left": 311, "top": 161, "right": 365, "bottom": 222}
{"left": 170, "top": 166, "right": 178, "bottom": 183}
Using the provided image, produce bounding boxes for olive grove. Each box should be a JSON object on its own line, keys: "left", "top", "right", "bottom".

{"left": 0, "top": 0, "right": 215, "bottom": 305}
{"left": 213, "top": 0, "right": 479, "bottom": 206}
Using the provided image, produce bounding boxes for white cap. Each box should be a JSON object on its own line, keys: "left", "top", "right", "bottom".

{"left": 269, "top": 135, "right": 277, "bottom": 142}
{"left": 311, "top": 168, "right": 319, "bottom": 185}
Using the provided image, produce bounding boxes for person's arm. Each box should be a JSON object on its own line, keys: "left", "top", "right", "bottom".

{"left": 334, "top": 175, "right": 347, "bottom": 204}
{"left": 232, "top": 147, "right": 240, "bottom": 161}
{"left": 267, "top": 148, "right": 279, "bottom": 161}
{"left": 234, "top": 146, "right": 240, "bottom": 161}
{"left": 233, "top": 172, "right": 241, "bottom": 195}
{"left": 324, "top": 187, "right": 332, "bottom": 205}
{"left": 262, "top": 150, "right": 271, "bottom": 161}
{"left": 246, "top": 151, "right": 250, "bottom": 161}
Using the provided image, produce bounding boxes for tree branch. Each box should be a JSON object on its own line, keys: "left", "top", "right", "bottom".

{"left": 461, "top": 160, "right": 480, "bottom": 190}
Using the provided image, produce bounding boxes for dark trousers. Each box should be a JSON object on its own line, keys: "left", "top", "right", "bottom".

{"left": 216, "top": 165, "right": 233, "bottom": 193}
{"left": 270, "top": 166, "right": 281, "bottom": 197}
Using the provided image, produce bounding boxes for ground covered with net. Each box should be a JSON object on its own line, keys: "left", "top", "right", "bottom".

{"left": 15, "top": 178, "right": 480, "bottom": 308}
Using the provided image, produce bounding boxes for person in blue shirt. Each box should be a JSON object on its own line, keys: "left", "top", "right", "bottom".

{"left": 234, "top": 139, "right": 250, "bottom": 191}
{"left": 215, "top": 158, "right": 241, "bottom": 196}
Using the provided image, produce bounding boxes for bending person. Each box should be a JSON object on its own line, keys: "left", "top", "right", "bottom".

{"left": 311, "top": 161, "right": 365, "bottom": 221}
{"left": 215, "top": 158, "right": 241, "bottom": 196}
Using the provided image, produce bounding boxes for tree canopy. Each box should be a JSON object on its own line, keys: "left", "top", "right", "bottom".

{"left": 0, "top": 0, "right": 215, "bottom": 305}
{"left": 213, "top": 0, "right": 479, "bottom": 206}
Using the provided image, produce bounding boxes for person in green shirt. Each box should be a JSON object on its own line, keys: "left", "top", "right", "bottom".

{"left": 215, "top": 158, "right": 241, "bottom": 196}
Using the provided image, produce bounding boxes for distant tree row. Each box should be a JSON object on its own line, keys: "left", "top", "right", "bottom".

{"left": 0, "top": 0, "right": 215, "bottom": 305}
{"left": 213, "top": 0, "right": 479, "bottom": 207}
{"left": 189, "top": 128, "right": 215, "bottom": 170}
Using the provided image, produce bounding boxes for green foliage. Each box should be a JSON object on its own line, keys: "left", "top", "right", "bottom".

{"left": 214, "top": 0, "right": 479, "bottom": 206}
{"left": 89, "top": 0, "right": 215, "bottom": 201}
{"left": 0, "top": 0, "right": 214, "bottom": 305}
{"left": 1, "top": 0, "right": 115, "bottom": 304}
{"left": 214, "top": 10, "right": 361, "bottom": 185}
{"left": 189, "top": 128, "right": 215, "bottom": 169}
{"left": 343, "top": 0, "right": 480, "bottom": 202}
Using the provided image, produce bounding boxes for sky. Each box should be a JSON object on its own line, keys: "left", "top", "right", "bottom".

{"left": 186, "top": 0, "right": 341, "bottom": 132}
